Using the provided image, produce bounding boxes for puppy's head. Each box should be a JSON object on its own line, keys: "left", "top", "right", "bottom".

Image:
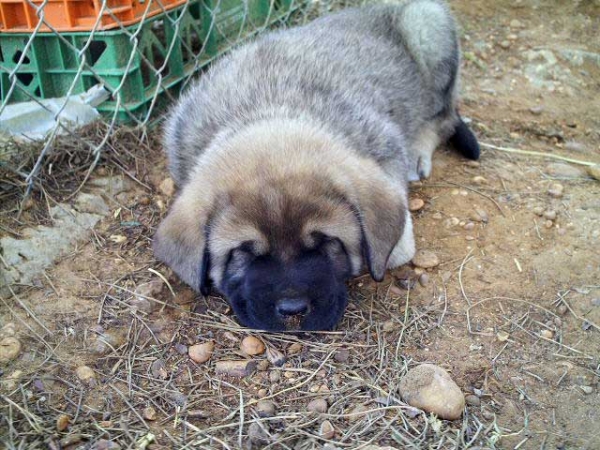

{"left": 154, "top": 120, "right": 410, "bottom": 331}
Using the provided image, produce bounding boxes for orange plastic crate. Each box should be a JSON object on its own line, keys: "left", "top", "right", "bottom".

{"left": 0, "top": 0, "right": 188, "bottom": 32}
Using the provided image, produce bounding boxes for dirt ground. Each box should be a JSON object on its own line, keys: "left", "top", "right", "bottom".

{"left": 1, "top": 0, "right": 600, "bottom": 449}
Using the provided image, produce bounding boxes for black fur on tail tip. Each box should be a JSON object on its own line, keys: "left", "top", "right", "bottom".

{"left": 450, "top": 117, "right": 480, "bottom": 160}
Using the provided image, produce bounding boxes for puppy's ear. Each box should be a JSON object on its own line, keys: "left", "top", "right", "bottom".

{"left": 354, "top": 184, "right": 406, "bottom": 282}
{"left": 153, "top": 188, "right": 213, "bottom": 295}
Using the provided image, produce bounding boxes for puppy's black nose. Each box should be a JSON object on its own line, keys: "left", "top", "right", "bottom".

{"left": 276, "top": 298, "right": 309, "bottom": 317}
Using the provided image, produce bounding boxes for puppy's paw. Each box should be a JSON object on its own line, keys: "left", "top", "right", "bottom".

{"left": 417, "top": 156, "right": 432, "bottom": 180}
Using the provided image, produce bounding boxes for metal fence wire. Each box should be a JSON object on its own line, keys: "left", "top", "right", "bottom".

{"left": 0, "top": 0, "right": 364, "bottom": 194}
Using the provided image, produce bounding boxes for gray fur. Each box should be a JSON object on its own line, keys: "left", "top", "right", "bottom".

{"left": 164, "top": 0, "right": 463, "bottom": 186}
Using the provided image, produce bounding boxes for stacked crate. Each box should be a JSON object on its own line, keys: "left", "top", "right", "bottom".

{"left": 0, "top": 0, "right": 300, "bottom": 122}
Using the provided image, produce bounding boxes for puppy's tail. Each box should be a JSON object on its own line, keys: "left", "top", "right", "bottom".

{"left": 449, "top": 116, "right": 480, "bottom": 160}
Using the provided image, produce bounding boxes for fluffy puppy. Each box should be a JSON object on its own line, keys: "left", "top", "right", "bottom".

{"left": 154, "top": 0, "right": 479, "bottom": 331}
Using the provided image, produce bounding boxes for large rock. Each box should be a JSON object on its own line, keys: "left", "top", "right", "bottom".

{"left": 399, "top": 364, "right": 465, "bottom": 420}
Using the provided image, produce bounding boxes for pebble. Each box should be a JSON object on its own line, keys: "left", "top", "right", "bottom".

{"left": 0, "top": 322, "right": 16, "bottom": 337}
{"left": 334, "top": 348, "right": 350, "bottom": 363}
{"left": 257, "top": 389, "right": 268, "bottom": 398}
{"left": 579, "top": 386, "right": 593, "bottom": 395}
{"left": 510, "top": 19, "right": 523, "bottom": 28}
{"left": 348, "top": 404, "right": 370, "bottom": 423}
{"left": 464, "top": 222, "right": 475, "bottom": 231}
{"left": 266, "top": 347, "right": 286, "bottom": 366}
{"left": 432, "top": 212, "right": 443, "bottom": 220}
{"left": 540, "top": 329, "right": 554, "bottom": 340}
{"left": 529, "top": 105, "right": 544, "bottom": 115}
{"left": 472, "top": 176, "right": 488, "bottom": 185}
{"left": 532, "top": 206, "right": 545, "bottom": 216}
{"left": 215, "top": 360, "right": 257, "bottom": 377}
{"left": 0, "top": 337, "right": 22, "bottom": 363}
{"left": 307, "top": 398, "right": 328, "bottom": 413}
{"left": 465, "top": 395, "right": 481, "bottom": 407}
{"left": 257, "top": 360, "right": 270, "bottom": 371}
{"left": 240, "top": 336, "right": 265, "bottom": 356}
{"left": 412, "top": 250, "right": 440, "bottom": 269}
{"left": 465, "top": 235, "right": 476, "bottom": 241}
{"left": 587, "top": 164, "right": 600, "bottom": 181}
{"left": 287, "top": 343, "right": 303, "bottom": 355}
{"left": 256, "top": 400, "right": 276, "bottom": 417}
{"left": 2, "top": 370, "right": 23, "bottom": 391}
{"left": 544, "top": 220, "right": 554, "bottom": 229}
{"left": 496, "top": 331, "right": 510, "bottom": 342}
{"left": 565, "top": 141, "right": 586, "bottom": 153}
{"left": 75, "top": 365, "right": 96, "bottom": 383}
{"left": 418, "top": 273, "right": 430, "bottom": 287}
{"left": 470, "top": 209, "right": 489, "bottom": 223}
{"left": 188, "top": 342, "right": 214, "bottom": 364}
{"left": 56, "top": 414, "right": 70, "bottom": 432}
{"left": 548, "top": 183, "right": 564, "bottom": 198}
{"left": 557, "top": 304, "right": 568, "bottom": 315}
{"left": 320, "top": 420, "right": 335, "bottom": 439}
{"left": 269, "top": 371, "right": 281, "bottom": 383}
{"left": 499, "top": 40, "right": 511, "bottom": 49}
{"left": 399, "top": 364, "right": 465, "bottom": 420}
{"left": 150, "top": 359, "right": 168, "bottom": 379}
{"left": 138, "top": 195, "right": 151, "bottom": 206}
{"left": 158, "top": 178, "right": 176, "bottom": 197}
{"left": 248, "top": 422, "right": 269, "bottom": 445}
{"left": 143, "top": 406, "right": 157, "bottom": 421}
{"left": 543, "top": 210, "right": 557, "bottom": 221}
{"left": 545, "top": 163, "right": 586, "bottom": 178}
{"left": 409, "top": 198, "right": 425, "bottom": 211}
{"left": 591, "top": 298, "right": 600, "bottom": 307}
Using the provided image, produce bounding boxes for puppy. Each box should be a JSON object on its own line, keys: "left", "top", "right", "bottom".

{"left": 154, "top": 0, "right": 479, "bottom": 331}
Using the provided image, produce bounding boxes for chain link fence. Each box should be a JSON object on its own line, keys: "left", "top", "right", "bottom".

{"left": 0, "top": 0, "right": 364, "bottom": 198}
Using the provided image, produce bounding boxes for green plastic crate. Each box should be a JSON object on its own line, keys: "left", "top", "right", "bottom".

{"left": 0, "top": 0, "right": 301, "bottom": 122}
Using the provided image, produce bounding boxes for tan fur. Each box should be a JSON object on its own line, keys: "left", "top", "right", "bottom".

{"left": 154, "top": 117, "right": 411, "bottom": 289}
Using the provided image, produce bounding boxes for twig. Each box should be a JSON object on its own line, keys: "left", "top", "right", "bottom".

{"left": 480, "top": 142, "right": 599, "bottom": 167}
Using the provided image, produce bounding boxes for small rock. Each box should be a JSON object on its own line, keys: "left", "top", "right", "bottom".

{"left": 543, "top": 210, "right": 557, "bottom": 221}
{"left": 287, "top": 343, "right": 303, "bottom": 355}
{"left": 269, "top": 371, "right": 281, "bottom": 383}
{"left": 463, "top": 222, "right": 475, "bottom": 231}
{"left": 56, "top": 414, "right": 71, "bottom": 432}
{"left": 481, "top": 409, "right": 495, "bottom": 420}
{"left": 510, "top": 19, "right": 523, "bottom": 28}
{"left": 412, "top": 250, "right": 440, "bottom": 269}
{"left": 472, "top": 176, "right": 488, "bottom": 184}
{"left": 418, "top": 273, "right": 430, "bottom": 287}
{"left": 138, "top": 195, "right": 151, "bottom": 206}
{"left": 257, "top": 360, "right": 270, "bottom": 371}
{"left": 189, "top": 342, "right": 214, "bottom": 364}
{"left": 307, "top": 398, "right": 328, "bottom": 413}
{"left": 143, "top": 406, "right": 157, "bottom": 421}
{"left": 580, "top": 386, "right": 593, "bottom": 395}
{"left": 540, "top": 329, "right": 554, "bottom": 340}
{"left": 256, "top": 400, "right": 276, "bottom": 417}
{"left": 465, "top": 395, "right": 481, "bottom": 407}
{"left": 564, "top": 141, "right": 586, "bottom": 153}
{"left": 334, "top": 348, "right": 350, "bottom": 363}
{"left": 587, "top": 164, "right": 600, "bottom": 181}
{"left": 545, "top": 163, "right": 586, "bottom": 178}
{"left": 2, "top": 370, "right": 23, "bottom": 391}
{"left": 496, "top": 331, "right": 510, "bottom": 342}
{"left": 320, "top": 420, "right": 335, "bottom": 439}
{"left": 591, "top": 298, "right": 600, "bottom": 307}
{"left": 532, "top": 206, "right": 545, "bottom": 216}
{"left": 382, "top": 320, "right": 396, "bottom": 332}
{"left": 465, "top": 235, "right": 475, "bottom": 241}
{"left": 499, "top": 40, "right": 511, "bottom": 49}
{"left": 432, "top": 212, "right": 443, "bottom": 220}
{"left": 75, "top": 365, "right": 96, "bottom": 383}
{"left": 266, "top": 347, "right": 286, "bottom": 366}
{"left": 0, "top": 337, "right": 21, "bottom": 363}
{"left": 257, "top": 389, "right": 268, "bottom": 398}
{"left": 75, "top": 193, "right": 109, "bottom": 215}
{"left": 215, "top": 360, "right": 257, "bottom": 377}
{"left": 399, "top": 364, "right": 465, "bottom": 420}
{"left": 248, "top": 422, "right": 269, "bottom": 445}
{"left": 409, "top": 198, "right": 425, "bottom": 212}
{"left": 348, "top": 404, "right": 370, "bottom": 423}
{"left": 529, "top": 105, "right": 544, "bottom": 115}
{"left": 548, "top": 183, "right": 564, "bottom": 198}
{"left": 395, "top": 267, "right": 418, "bottom": 289}
{"left": 470, "top": 209, "right": 489, "bottom": 223}
{"left": 0, "top": 322, "right": 16, "bottom": 337}
{"left": 159, "top": 178, "right": 176, "bottom": 197}
{"left": 150, "top": 359, "right": 168, "bottom": 379}
{"left": 544, "top": 220, "right": 554, "bottom": 229}
{"left": 240, "top": 336, "right": 265, "bottom": 356}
